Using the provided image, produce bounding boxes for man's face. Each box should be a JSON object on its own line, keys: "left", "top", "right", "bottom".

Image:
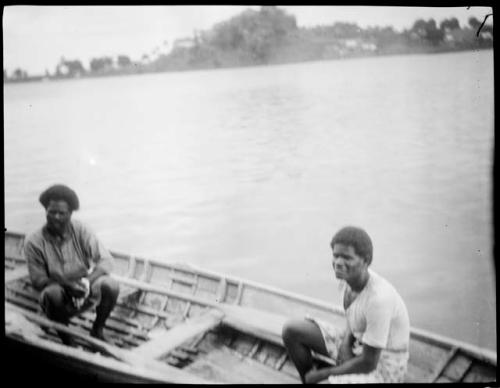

{"left": 331, "top": 243, "right": 368, "bottom": 282}
{"left": 46, "top": 200, "right": 71, "bottom": 234}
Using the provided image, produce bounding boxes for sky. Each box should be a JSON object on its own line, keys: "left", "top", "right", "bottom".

{"left": 3, "top": 5, "right": 493, "bottom": 75}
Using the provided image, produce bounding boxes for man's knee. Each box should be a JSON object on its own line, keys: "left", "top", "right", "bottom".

{"left": 282, "top": 319, "right": 305, "bottom": 343}
{"left": 40, "top": 283, "right": 69, "bottom": 320}
{"left": 98, "top": 276, "right": 120, "bottom": 299}
{"left": 41, "top": 283, "right": 66, "bottom": 307}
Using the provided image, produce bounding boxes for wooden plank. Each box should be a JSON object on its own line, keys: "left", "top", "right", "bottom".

{"left": 216, "top": 278, "right": 228, "bottom": 302}
{"left": 275, "top": 350, "right": 289, "bottom": 370}
{"left": 407, "top": 337, "right": 449, "bottom": 380}
{"left": 188, "top": 345, "right": 299, "bottom": 383}
{"left": 5, "top": 302, "right": 212, "bottom": 384}
{"left": 235, "top": 282, "right": 244, "bottom": 304}
{"left": 6, "top": 292, "right": 40, "bottom": 312}
{"left": 435, "top": 375, "right": 454, "bottom": 383}
{"left": 5, "top": 266, "right": 29, "bottom": 283}
{"left": 220, "top": 304, "right": 286, "bottom": 345}
{"left": 247, "top": 339, "right": 261, "bottom": 358}
{"left": 462, "top": 362, "right": 497, "bottom": 383}
{"left": 134, "top": 309, "right": 224, "bottom": 359}
{"left": 442, "top": 353, "right": 473, "bottom": 381}
{"left": 427, "top": 346, "right": 458, "bottom": 382}
{"left": 127, "top": 256, "right": 137, "bottom": 278}
{"left": 112, "top": 275, "right": 219, "bottom": 309}
{"left": 410, "top": 327, "right": 497, "bottom": 366}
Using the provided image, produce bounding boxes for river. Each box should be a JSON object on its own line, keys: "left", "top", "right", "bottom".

{"left": 4, "top": 50, "right": 495, "bottom": 350}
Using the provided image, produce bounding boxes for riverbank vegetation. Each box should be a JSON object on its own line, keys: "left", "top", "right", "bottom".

{"left": 4, "top": 6, "right": 493, "bottom": 83}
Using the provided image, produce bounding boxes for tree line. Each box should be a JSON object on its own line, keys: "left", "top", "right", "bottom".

{"left": 4, "top": 6, "right": 493, "bottom": 82}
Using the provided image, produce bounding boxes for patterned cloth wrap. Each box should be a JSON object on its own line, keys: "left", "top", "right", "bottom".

{"left": 306, "top": 315, "right": 409, "bottom": 384}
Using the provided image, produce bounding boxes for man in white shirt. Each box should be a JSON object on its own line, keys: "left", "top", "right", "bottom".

{"left": 281, "top": 226, "right": 410, "bottom": 383}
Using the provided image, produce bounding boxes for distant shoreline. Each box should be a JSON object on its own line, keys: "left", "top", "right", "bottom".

{"left": 4, "top": 7, "right": 493, "bottom": 84}
{"left": 3, "top": 46, "right": 493, "bottom": 85}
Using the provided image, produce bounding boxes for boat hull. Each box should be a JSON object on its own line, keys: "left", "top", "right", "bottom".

{"left": 4, "top": 230, "right": 496, "bottom": 383}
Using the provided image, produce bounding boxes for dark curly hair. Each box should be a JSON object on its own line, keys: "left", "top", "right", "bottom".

{"left": 39, "top": 184, "right": 80, "bottom": 211}
{"left": 330, "top": 226, "right": 373, "bottom": 265}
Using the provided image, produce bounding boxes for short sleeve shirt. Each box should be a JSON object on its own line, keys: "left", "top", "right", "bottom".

{"left": 340, "top": 269, "right": 410, "bottom": 351}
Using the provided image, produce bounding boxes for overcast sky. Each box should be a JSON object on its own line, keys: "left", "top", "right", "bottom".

{"left": 3, "top": 5, "right": 493, "bottom": 75}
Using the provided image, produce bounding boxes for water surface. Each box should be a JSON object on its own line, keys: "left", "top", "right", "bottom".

{"left": 4, "top": 50, "right": 495, "bottom": 350}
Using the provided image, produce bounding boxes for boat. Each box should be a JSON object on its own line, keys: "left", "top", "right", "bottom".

{"left": 4, "top": 230, "right": 497, "bottom": 383}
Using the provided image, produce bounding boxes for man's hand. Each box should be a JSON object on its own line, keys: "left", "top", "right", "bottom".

{"left": 304, "top": 368, "right": 330, "bottom": 384}
{"left": 64, "top": 278, "right": 90, "bottom": 298}
{"left": 337, "top": 332, "right": 355, "bottom": 364}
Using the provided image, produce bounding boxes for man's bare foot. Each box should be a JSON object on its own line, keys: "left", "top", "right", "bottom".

{"left": 90, "top": 327, "right": 111, "bottom": 343}
{"left": 57, "top": 331, "right": 77, "bottom": 347}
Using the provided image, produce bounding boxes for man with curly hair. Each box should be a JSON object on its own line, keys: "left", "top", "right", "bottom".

{"left": 282, "top": 226, "right": 410, "bottom": 383}
{"left": 24, "top": 184, "right": 120, "bottom": 345}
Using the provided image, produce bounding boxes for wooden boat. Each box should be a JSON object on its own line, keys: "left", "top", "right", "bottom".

{"left": 4, "top": 230, "right": 497, "bottom": 383}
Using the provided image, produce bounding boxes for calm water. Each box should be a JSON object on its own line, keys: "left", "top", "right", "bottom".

{"left": 4, "top": 50, "right": 495, "bottom": 350}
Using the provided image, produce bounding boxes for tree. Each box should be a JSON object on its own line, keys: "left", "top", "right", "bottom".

{"left": 425, "top": 19, "right": 444, "bottom": 45}
{"left": 55, "top": 59, "right": 85, "bottom": 77}
{"left": 411, "top": 18, "right": 444, "bottom": 45}
{"left": 13, "top": 68, "right": 27, "bottom": 79}
{"left": 90, "top": 56, "right": 114, "bottom": 73}
{"left": 209, "top": 6, "right": 298, "bottom": 62}
{"left": 440, "top": 17, "right": 460, "bottom": 31}
{"left": 468, "top": 17, "right": 481, "bottom": 30}
{"left": 117, "top": 55, "right": 132, "bottom": 68}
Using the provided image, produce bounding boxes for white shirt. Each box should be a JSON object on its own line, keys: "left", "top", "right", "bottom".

{"left": 340, "top": 269, "right": 410, "bottom": 351}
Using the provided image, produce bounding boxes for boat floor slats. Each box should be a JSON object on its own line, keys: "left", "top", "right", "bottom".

{"left": 78, "top": 312, "right": 149, "bottom": 341}
{"left": 71, "top": 315, "right": 141, "bottom": 345}
{"left": 7, "top": 292, "right": 147, "bottom": 342}
{"left": 7, "top": 285, "right": 149, "bottom": 345}
{"left": 186, "top": 346, "right": 298, "bottom": 383}
{"left": 6, "top": 292, "right": 40, "bottom": 312}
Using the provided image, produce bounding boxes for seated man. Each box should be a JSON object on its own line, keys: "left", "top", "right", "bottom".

{"left": 24, "top": 184, "right": 120, "bottom": 345}
{"left": 282, "top": 226, "right": 410, "bottom": 384}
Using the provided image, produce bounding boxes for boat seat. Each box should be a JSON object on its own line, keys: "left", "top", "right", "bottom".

{"left": 134, "top": 309, "right": 225, "bottom": 360}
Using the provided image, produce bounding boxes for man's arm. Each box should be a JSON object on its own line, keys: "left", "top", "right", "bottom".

{"left": 24, "top": 241, "right": 56, "bottom": 292}
{"left": 78, "top": 222, "right": 114, "bottom": 283}
{"left": 337, "top": 330, "right": 356, "bottom": 363}
{"left": 306, "top": 294, "right": 393, "bottom": 383}
{"left": 305, "top": 343, "right": 382, "bottom": 383}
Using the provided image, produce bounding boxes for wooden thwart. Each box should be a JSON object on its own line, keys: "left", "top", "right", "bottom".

{"left": 134, "top": 309, "right": 224, "bottom": 359}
